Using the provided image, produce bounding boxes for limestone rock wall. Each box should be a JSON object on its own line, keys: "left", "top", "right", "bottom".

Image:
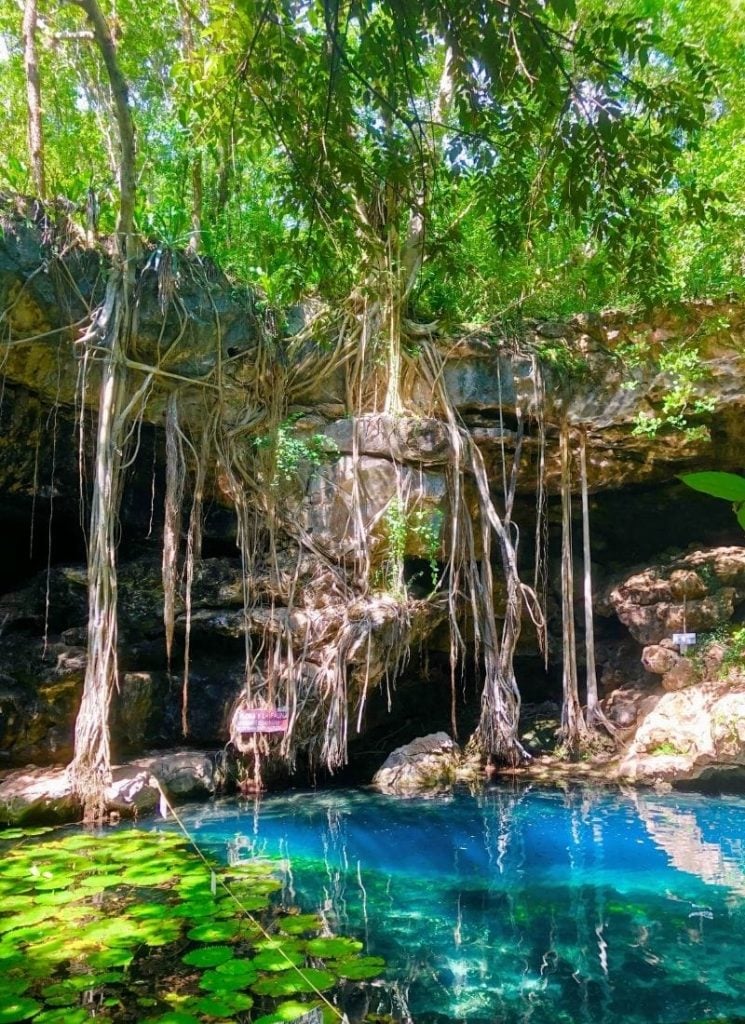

{"left": 2, "top": 200, "right": 745, "bottom": 785}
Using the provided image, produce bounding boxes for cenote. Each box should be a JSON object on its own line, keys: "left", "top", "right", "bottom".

{"left": 163, "top": 785, "right": 745, "bottom": 1024}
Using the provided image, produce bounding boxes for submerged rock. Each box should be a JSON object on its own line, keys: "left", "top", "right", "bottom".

{"left": 373, "top": 732, "right": 461, "bottom": 795}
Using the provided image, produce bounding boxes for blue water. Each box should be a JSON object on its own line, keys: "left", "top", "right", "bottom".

{"left": 171, "top": 787, "right": 745, "bottom": 1024}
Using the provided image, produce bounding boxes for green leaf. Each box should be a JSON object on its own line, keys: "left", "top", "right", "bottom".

{"left": 186, "top": 920, "right": 239, "bottom": 943}
{"left": 251, "top": 968, "right": 336, "bottom": 997}
{"left": 253, "top": 1001, "right": 322, "bottom": 1024}
{"left": 737, "top": 503, "right": 745, "bottom": 532}
{"left": 327, "top": 956, "right": 386, "bottom": 980}
{"left": 679, "top": 472, "right": 745, "bottom": 502}
{"left": 181, "top": 946, "right": 234, "bottom": 968}
{"left": 190, "top": 992, "right": 254, "bottom": 1016}
{"left": 305, "top": 938, "right": 363, "bottom": 959}
{"left": 0, "top": 997, "right": 42, "bottom": 1023}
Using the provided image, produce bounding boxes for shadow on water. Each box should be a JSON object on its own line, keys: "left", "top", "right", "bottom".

{"left": 167, "top": 786, "right": 745, "bottom": 1024}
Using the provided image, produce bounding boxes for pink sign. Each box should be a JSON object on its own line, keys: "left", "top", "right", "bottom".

{"left": 234, "top": 707, "right": 289, "bottom": 734}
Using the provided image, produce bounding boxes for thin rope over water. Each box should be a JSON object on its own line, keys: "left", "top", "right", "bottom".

{"left": 148, "top": 776, "right": 346, "bottom": 1020}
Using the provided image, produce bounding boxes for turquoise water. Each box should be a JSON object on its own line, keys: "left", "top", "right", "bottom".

{"left": 171, "top": 786, "right": 745, "bottom": 1024}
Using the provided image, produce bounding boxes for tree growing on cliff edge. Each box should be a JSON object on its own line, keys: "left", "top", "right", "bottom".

{"left": 0, "top": 0, "right": 731, "bottom": 813}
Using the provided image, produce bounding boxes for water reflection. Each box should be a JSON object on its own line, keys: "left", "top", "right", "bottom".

{"left": 174, "top": 787, "right": 745, "bottom": 1024}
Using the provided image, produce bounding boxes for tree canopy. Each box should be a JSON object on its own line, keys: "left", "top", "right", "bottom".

{"left": 1, "top": 0, "right": 742, "bottom": 320}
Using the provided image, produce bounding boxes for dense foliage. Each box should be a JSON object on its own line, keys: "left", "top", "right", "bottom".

{"left": 1, "top": 0, "right": 742, "bottom": 320}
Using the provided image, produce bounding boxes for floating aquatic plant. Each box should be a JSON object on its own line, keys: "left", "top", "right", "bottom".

{"left": 0, "top": 825, "right": 386, "bottom": 1024}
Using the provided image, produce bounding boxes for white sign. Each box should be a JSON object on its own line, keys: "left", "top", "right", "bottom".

{"left": 234, "top": 707, "right": 289, "bottom": 733}
{"left": 672, "top": 632, "right": 697, "bottom": 645}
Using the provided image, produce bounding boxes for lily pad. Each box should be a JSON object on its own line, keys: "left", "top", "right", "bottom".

{"left": 181, "top": 946, "right": 234, "bottom": 968}
{"left": 1, "top": 984, "right": 29, "bottom": 998}
{"left": 251, "top": 968, "right": 336, "bottom": 997}
{"left": 214, "top": 958, "right": 259, "bottom": 980}
{"left": 0, "top": 997, "right": 42, "bottom": 1023}
{"left": 87, "top": 948, "right": 135, "bottom": 969}
{"left": 190, "top": 993, "right": 254, "bottom": 1016}
{"left": 33, "top": 1010, "right": 90, "bottom": 1024}
{"left": 254, "top": 937, "right": 306, "bottom": 953}
{"left": 278, "top": 914, "right": 323, "bottom": 936}
{"left": 328, "top": 956, "right": 386, "bottom": 980}
{"left": 198, "top": 968, "right": 255, "bottom": 992}
{"left": 253, "top": 1001, "right": 323, "bottom": 1024}
{"left": 171, "top": 900, "right": 220, "bottom": 920}
{"left": 121, "top": 866, "right": 176, "bottom": 886}
{"left": 306, "top": 938, "right": 363, "bottom": 959}
{"left": 146, "top": 1014, "right": 201, "bottom": 1024}
{"left": 252, "top": 948, "right": 305, "bottom": 972}
{"left": 79, "top": 873, "right": 122, "bottom": 891}
{"left": 186, "top": 920, "right": 239, "bottom": 943}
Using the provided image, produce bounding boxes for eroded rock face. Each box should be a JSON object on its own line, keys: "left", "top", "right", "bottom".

{"left": 620, "top": 681, "right": 745, "bottom": 784}
{"left": 373, "top": 732, "right": 460, "bottom": 794}
{"left": 601, "top": 546, "right": 745, "bottom": 645}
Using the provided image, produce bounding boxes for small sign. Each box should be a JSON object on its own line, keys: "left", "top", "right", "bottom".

{"left": 672, "top": 632, "right": 697, "bottom": 646}
{"left": 234, "top": 707, "right": 289, "bottom": 734}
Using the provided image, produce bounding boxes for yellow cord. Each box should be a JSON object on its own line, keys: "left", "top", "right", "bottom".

{"left": 149, "top": 777, "right": 344, "bottom": 1019}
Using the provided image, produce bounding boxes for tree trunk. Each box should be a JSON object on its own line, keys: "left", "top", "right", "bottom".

{"left": 579, "top": 428, "right": 600, "bottom": 722}
{"left": 559, "top": 420, "right": 587, "bottom": 753}
{"left": 22, "top": 0, "right": 45, "bottom": 198}
{"left": 579, "top": 428, "right": 615, "bottom": 738}
{"left": 188, "top": 153, "right": 203, "bottom": 254}
{"left": 68, "top": 0, "right": 136, "bottom": 822}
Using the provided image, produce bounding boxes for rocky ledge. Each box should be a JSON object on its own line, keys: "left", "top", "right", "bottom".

{"left": 0, "top": 750, "right": 221, "bottom": 825}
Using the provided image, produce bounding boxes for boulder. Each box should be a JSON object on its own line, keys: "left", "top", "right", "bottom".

{"left": 602, "top": 546, "right": 745, "bottom": 645}
{"left": 373, "top": 732, "right": 460, "bottom": 795}
{"left": 620, "top": 683, "right": 745, "bottom": 785}
{"left": 0, "top": 749, "right": 219, "bottom": 825}
{"left": 641, "top": 643, "right": 698, "bottom": 692}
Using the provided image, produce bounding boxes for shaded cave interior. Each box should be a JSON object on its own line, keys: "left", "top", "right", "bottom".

{"left": 1, "top": 382, "right": 743, "bottom": 785}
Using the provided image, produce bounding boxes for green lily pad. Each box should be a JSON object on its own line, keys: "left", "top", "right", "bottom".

{"left": 0, "top": 896, "right": 34, "bottom": 913}
{"left": 198, "top": 968, "right": 255, "bottom": 992}
{"left": 32, "top": 891, "right": 80, "bottom": 907}
{"left": 253, "top": 1001, "right": 323, "bottom": 1024}
{"left": 0, "top": 998, "right": 41, "bottom": 1023}
{"left": 181, "top": 946, "right": 234, "bottom": 968}
{"left": 1, "top": 984, "right": 29, "bottom": 998}
{"left": 306, "top": 937, "right": 363, "bottom": 958}
{"left": 87, "top": 948, "right": 135, "bottom": 969}
{"left": 77, "top": 917, "right": 137, "bottom": 945}
{"left": 327, "top": 956, "right": 386, "bottom": 979}
{"left": 252, "top": 948, "right": 304, "bottom": 972}
{"left": 190, "top": 993, "right": 254, "bottom": 1016}
{"left": 214, "top": 958, "right": 259, "bottom": 980}
{"left": 1, "top": 828, "right": 52, "bottom": 840}
{"left": 278, "top": 914, "right": 323, "bottom": 936}
{"left": 33, "top": 1010, "right": 90, "bottom": 1024}
{"left": 236, "top": 895, "right": 270, "bottom": 912}
{"left": 171, "top": 900, "right": 220, "bottom": 920}
{"left": 186, "top": 920, "right": 239, "bottom": 943}
{"left": 79, "top": 873, "right": 122, "bottom": 891}
{"left": 120, "top": 866, "right": 176, "bottom": 886}
{"left": 0, "top": 907, "right": 51, "bottom": 932}
{"left": 129, "top": 902, "right": 171, "bottom": 919}
{"left": 254, "top": 937, "right": 306, "bottom": 953}
{"left": 146, "top": 1014, "right": 201, "bottom": 1024}
{"left": 251, "top": 968, "right": 336, "bottom": 997}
